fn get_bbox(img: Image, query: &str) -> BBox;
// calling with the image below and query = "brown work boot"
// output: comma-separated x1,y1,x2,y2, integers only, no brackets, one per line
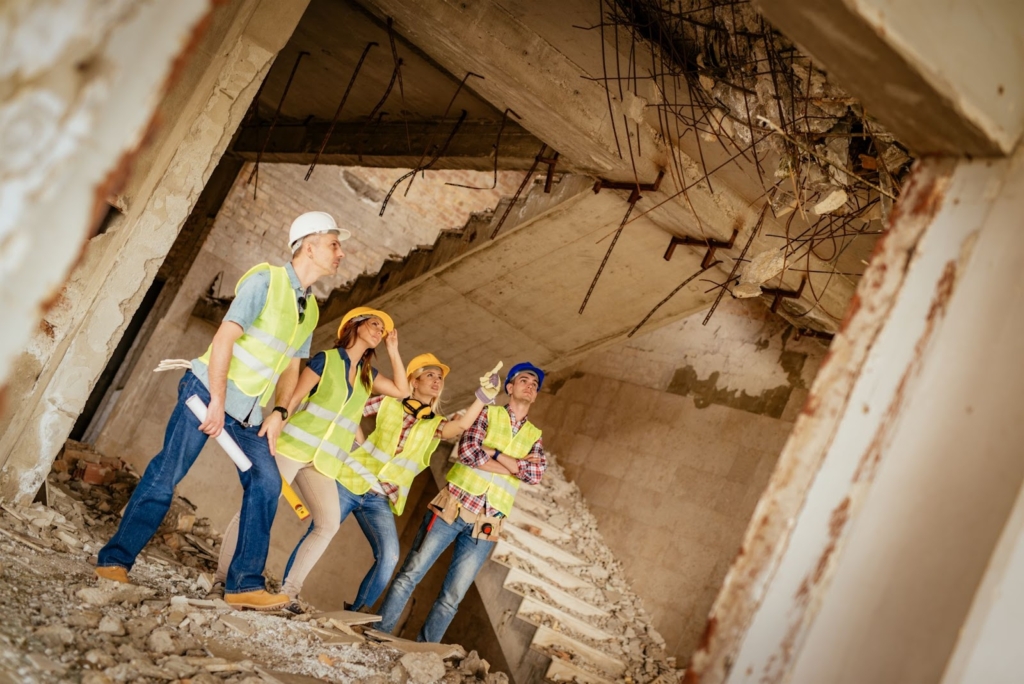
95,566,130,584
224,589,289,611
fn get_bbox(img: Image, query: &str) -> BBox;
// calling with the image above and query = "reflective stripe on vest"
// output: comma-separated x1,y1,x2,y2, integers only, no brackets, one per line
447,405,543,516
275,349,371,482
196,264,318,406
347,397,443,514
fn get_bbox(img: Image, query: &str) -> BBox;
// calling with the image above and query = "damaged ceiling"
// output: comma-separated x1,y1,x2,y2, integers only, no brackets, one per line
234,0,916,346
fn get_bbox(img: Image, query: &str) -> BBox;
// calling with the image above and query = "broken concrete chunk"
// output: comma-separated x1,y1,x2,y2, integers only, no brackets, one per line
98,615,125,636
399,652,447,684
812,188,848,215
77,580,155,607
219,614,255,637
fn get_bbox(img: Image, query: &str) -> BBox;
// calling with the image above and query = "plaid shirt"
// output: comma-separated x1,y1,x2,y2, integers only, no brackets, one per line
362,396,447,502
449,405,546,517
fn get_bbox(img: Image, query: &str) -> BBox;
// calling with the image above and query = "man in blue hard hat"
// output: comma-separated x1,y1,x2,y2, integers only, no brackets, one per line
377,362,548,642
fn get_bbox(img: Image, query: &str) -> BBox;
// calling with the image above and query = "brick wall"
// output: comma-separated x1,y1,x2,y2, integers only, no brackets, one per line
527,297,829,664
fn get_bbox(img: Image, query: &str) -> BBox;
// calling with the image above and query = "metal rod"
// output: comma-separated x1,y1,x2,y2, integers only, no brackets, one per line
305,42,377,181
247,50,309,198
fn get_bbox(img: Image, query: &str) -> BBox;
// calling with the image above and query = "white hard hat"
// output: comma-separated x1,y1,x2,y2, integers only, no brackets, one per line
289,211,351,253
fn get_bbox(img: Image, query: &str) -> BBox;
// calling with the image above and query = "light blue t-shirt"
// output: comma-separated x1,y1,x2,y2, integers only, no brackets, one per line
191,263,312,425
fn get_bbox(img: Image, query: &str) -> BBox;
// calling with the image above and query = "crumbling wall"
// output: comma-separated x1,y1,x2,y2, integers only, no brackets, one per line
96,164,519,611
0,0,312,503
528,297,827,662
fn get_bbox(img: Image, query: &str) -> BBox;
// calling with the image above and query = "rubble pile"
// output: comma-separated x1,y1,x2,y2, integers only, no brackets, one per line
0,441,510,684
496,457,682,683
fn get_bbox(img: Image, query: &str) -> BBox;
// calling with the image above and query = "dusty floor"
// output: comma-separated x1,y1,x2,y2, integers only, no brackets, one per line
0,460,505,684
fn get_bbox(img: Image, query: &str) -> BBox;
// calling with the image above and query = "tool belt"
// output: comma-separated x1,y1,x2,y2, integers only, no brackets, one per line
428,488,503,542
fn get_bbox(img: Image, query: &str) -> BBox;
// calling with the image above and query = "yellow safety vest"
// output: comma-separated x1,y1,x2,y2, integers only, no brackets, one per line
277,350,371,480
447,406,542,516
196,264,318,407
349,397,443,515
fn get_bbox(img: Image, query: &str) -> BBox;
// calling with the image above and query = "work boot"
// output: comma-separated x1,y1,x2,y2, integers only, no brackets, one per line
224,589,289,611
95,566,130,584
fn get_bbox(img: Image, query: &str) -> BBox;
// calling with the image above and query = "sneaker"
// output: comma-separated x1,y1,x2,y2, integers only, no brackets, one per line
95,566,130,584
282,601,305,616
224,589,289,611
205,580,225,600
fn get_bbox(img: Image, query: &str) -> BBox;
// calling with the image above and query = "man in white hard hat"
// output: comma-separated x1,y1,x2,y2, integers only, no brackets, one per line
96,212,348,610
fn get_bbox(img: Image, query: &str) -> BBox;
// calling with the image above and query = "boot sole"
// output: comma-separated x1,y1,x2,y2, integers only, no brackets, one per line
224,600,289,611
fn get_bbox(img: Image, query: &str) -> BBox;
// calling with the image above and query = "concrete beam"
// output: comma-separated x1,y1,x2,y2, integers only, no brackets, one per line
232,120,545,170
757,0,1024,156
355,0,665,183
0,0,310,502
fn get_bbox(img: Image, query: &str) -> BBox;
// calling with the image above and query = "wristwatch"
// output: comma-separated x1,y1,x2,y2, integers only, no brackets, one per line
272,406,289,421
491,450,501,461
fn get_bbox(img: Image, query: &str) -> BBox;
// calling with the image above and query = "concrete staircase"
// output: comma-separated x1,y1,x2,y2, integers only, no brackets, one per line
434,450,681,684
316,173,594,328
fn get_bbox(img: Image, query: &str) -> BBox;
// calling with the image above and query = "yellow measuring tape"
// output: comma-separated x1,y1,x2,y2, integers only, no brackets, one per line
281,480,310,520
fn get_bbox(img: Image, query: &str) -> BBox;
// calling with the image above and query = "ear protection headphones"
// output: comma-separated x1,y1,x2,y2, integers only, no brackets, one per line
402,397,435,420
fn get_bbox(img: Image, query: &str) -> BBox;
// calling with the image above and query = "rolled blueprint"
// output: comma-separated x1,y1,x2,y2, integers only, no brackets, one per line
185,395,252,472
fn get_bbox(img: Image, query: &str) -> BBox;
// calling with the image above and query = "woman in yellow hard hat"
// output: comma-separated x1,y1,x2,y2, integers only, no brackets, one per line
213,307,409,604
283,352,503,612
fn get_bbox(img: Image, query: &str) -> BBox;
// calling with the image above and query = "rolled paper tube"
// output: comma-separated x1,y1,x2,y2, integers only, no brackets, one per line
184,395,253,472
281,480,311,520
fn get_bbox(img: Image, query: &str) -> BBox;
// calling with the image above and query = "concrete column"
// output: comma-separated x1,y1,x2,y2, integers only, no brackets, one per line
0,0,311,502
687,148,1024,682
941,475,1024,684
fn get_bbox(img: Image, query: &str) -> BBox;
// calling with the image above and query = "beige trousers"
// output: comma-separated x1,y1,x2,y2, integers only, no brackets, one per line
216,456,341,598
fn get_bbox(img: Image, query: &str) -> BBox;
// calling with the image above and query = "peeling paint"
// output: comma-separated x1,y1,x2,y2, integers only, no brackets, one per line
667,352,806,419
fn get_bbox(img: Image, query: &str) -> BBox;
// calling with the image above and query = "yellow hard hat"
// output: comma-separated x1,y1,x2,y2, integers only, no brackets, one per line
406,353,450,379
337,306,394,338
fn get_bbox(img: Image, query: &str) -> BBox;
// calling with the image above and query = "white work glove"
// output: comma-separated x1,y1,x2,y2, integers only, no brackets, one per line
475,361,503,405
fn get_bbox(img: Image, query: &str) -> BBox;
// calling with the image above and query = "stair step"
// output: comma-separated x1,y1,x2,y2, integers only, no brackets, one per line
515,596,617,645
543,657,617,684
508,507,571,543
531,624,625,677
503,567,608,620
492,540,596,592
503,523,587,567
512,491,559,519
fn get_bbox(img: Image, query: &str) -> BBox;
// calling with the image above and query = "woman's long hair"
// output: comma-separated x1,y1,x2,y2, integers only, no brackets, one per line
409,367,444,416
334,318,376,389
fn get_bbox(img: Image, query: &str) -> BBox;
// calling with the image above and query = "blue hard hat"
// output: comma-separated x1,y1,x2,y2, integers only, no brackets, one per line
505,362,545,393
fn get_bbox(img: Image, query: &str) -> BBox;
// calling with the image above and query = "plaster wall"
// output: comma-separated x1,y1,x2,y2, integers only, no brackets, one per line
96,163,519,610
527,297,827,663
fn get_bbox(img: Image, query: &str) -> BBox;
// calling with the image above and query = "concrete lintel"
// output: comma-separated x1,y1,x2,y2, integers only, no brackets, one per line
232,120,546,171
756,0,1024,156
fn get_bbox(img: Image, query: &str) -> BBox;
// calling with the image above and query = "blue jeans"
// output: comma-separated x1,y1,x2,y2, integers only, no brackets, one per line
97,371,281,593
284,484,399,609
377,510,495,642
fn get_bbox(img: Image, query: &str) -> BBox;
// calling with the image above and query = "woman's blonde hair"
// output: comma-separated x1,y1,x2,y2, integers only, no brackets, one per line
409,366,445,415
